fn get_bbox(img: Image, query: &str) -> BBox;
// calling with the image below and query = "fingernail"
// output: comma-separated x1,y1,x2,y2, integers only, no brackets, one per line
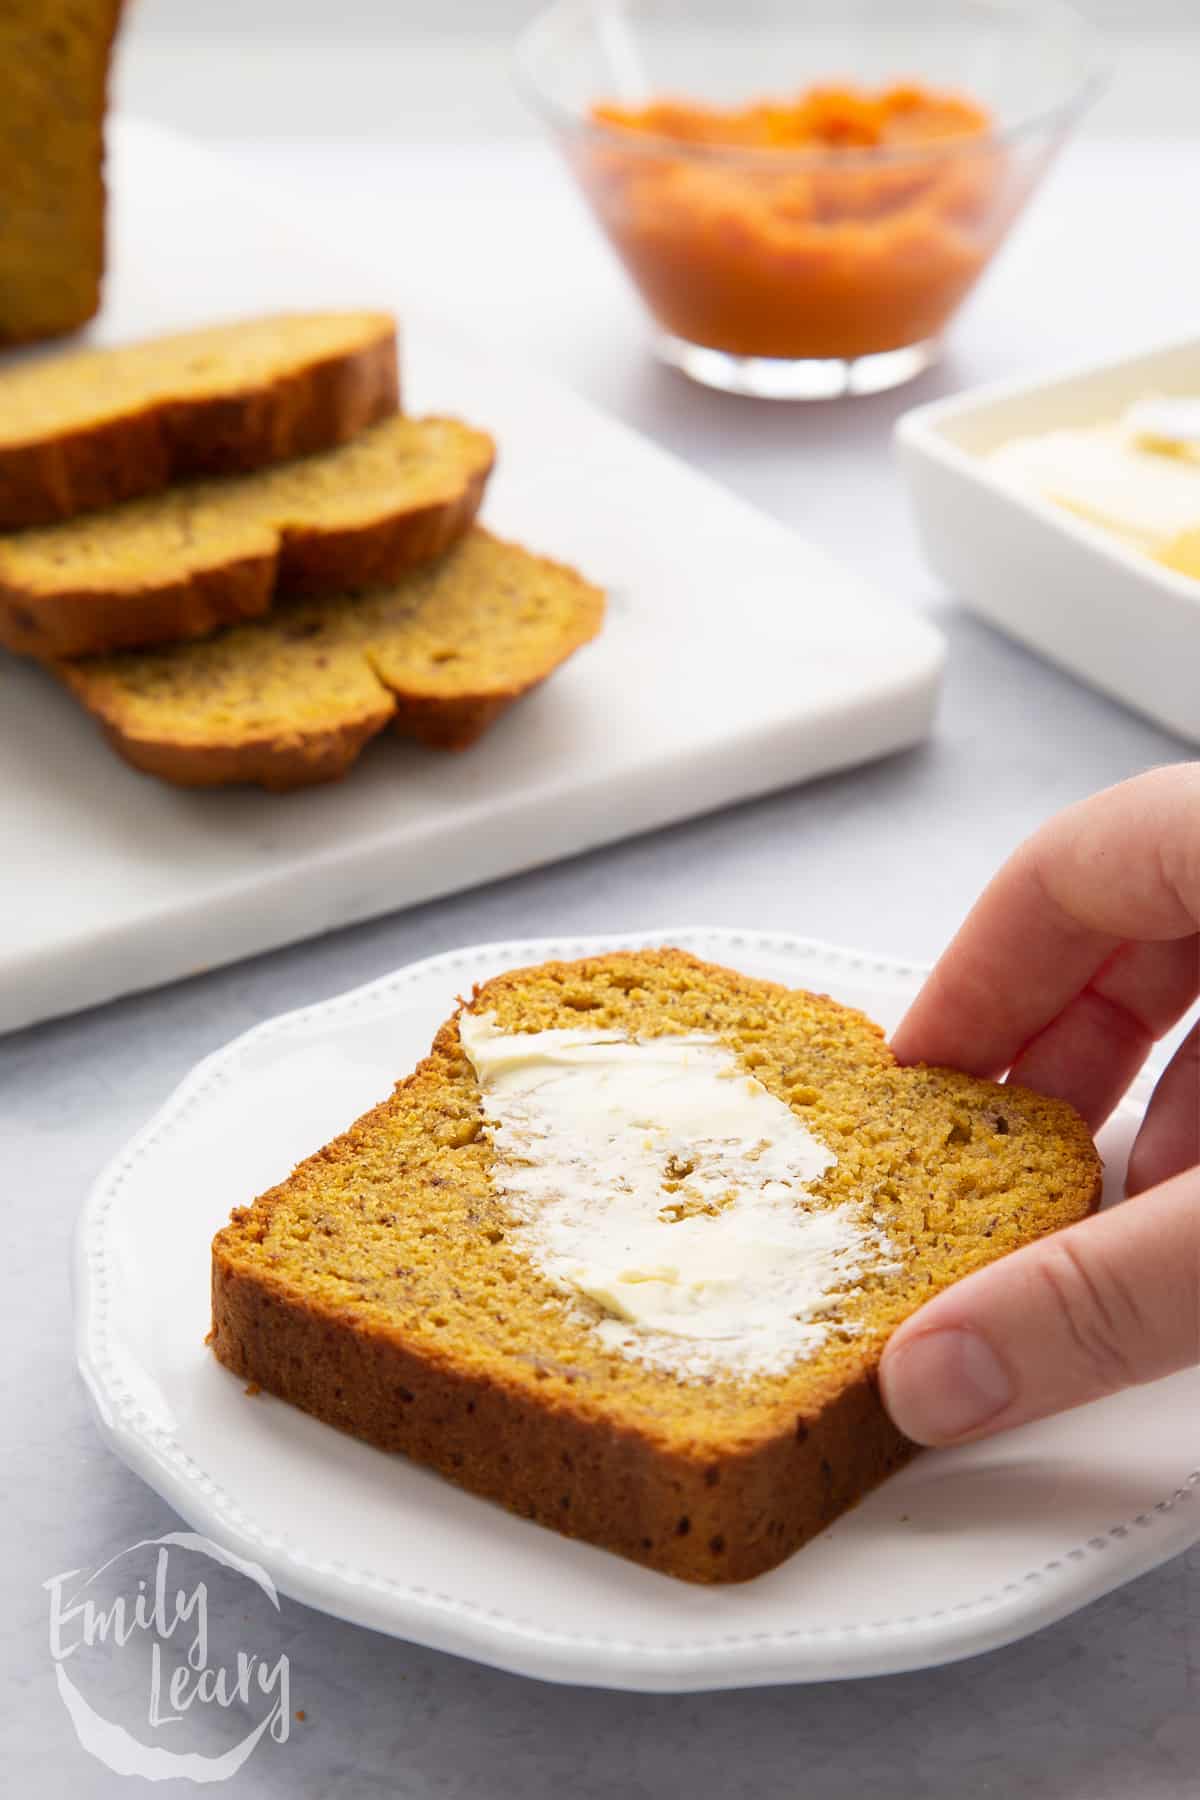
881,1328,1015,1445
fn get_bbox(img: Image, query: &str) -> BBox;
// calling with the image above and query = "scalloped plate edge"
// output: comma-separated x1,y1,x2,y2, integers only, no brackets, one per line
73,928,1197,1692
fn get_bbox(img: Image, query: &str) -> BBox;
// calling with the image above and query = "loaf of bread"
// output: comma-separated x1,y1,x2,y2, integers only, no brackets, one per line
0,311,400,529
56,529,605,789
0,415,495,657
0,1,124,347
210,948,1102,1583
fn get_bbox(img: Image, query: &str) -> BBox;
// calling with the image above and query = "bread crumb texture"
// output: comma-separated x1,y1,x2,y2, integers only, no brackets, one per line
211,949,1102,1581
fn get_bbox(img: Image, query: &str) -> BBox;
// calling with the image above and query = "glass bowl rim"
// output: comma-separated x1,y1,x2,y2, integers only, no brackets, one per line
513,0,1108,173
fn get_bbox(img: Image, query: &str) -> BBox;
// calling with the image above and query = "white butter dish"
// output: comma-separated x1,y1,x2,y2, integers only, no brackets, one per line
896,337,1200,742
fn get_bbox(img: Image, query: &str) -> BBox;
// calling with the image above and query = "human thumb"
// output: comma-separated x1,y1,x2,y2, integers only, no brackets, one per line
878,1165,1200,1446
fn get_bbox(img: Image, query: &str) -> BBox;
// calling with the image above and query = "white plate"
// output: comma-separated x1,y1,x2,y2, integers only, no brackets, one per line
896,335,1200,744
0,121,943,1035
76,928,1200,1693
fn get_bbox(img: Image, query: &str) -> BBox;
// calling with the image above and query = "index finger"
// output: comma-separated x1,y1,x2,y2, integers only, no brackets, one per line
891,764,1200,1079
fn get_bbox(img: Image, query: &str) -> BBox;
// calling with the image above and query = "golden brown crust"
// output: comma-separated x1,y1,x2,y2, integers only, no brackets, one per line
72,687,535,789
209,948,1103,1581
0,428,492,659
386,692,525,752
273,462,490,603
211,1255,914,1582
0,314,400,530
87,705,397,793
1,551,279,662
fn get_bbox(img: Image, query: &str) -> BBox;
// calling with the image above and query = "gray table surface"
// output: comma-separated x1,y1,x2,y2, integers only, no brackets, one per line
4,131,1199,1796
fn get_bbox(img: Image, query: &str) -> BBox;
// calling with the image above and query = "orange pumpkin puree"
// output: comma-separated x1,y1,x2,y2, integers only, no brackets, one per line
579,84,1010,361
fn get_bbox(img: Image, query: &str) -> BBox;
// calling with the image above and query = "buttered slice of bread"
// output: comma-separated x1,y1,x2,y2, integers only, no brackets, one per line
56,529,604,790
0,415,495,657
0,310,399,530
210,948,1102,1583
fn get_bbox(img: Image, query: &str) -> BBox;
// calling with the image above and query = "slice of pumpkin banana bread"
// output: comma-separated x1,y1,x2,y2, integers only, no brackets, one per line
0,311,400,529
56,529,604,789
0,415,495,657
210,948,1102,1583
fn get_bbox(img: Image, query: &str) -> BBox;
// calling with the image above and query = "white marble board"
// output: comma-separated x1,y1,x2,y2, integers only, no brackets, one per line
0,123,943,1034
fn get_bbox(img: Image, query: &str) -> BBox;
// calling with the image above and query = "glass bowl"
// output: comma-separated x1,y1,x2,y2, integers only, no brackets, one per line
515,0,1104,399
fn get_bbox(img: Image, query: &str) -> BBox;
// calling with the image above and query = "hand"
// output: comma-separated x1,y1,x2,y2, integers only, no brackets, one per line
879,764,1200,1446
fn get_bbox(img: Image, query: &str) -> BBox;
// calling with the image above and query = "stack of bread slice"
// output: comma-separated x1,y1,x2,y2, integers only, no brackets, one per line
0,311,604,790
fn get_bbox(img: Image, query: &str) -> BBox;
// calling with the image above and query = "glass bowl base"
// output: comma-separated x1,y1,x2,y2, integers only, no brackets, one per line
656,334,940,400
